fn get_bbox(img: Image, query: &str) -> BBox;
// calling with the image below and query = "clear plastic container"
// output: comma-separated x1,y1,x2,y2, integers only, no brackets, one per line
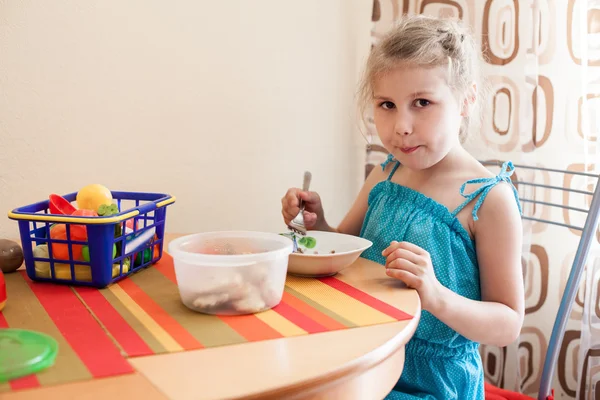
168,231,293,315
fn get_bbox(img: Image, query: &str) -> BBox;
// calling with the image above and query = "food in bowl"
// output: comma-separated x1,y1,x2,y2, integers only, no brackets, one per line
295,248,336,254
280,232,337,255
284,231,373,277
168,231,293,315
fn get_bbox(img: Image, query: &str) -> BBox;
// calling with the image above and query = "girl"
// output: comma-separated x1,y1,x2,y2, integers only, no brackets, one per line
281,15,524,400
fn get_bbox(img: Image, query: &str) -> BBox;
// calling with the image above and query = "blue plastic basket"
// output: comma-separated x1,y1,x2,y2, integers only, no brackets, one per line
8,191,175,288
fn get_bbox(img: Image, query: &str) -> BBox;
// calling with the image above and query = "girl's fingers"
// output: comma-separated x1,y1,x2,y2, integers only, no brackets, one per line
381,241,400,257
282,211,297,224
394,241,428,256
385,248,422,267
387,258,420,276
383,241,428,259
303,211,318,227
385,268,420,288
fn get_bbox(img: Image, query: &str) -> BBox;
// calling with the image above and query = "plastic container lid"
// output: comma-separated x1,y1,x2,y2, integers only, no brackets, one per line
0,329,59,382
168,231,294,267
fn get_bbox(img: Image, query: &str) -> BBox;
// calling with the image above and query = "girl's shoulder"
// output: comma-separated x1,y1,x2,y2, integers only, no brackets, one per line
458,160,523,222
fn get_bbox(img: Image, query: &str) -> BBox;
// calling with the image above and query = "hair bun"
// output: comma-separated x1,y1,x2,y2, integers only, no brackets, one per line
437,27,462,54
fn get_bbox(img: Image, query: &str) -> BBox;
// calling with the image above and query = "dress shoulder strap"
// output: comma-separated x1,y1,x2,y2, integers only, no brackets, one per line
451,161,523,221
380,153,400,180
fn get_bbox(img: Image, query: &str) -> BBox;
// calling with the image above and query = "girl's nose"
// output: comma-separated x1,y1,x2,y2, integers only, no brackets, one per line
394,113,412,136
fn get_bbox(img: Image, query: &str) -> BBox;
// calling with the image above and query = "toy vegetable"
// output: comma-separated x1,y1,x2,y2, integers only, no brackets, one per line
0,239,24,273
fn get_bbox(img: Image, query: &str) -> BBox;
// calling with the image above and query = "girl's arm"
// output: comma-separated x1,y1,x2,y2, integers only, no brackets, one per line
430,182,525,347
283,164,388,236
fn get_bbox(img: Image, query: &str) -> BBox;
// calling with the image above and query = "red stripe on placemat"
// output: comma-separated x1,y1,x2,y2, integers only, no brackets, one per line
218,315,283,342
318,277,413,321
22,272,133,378
75,287,154,357
153,253,177,284
273,301,328,334
9,375,41,390
280,291,347,330
118,278,203,351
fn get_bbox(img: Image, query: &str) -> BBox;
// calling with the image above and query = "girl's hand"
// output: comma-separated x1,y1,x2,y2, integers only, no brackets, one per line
382,241,443,312
281,188,327,231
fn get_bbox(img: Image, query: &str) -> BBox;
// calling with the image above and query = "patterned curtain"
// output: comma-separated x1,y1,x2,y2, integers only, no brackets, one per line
365,1,599,399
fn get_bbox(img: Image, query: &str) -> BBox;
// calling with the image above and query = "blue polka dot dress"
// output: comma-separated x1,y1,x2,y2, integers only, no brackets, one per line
359,155,521,400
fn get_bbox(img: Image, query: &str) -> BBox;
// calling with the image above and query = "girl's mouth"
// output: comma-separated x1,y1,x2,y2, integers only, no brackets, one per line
400,146,420,154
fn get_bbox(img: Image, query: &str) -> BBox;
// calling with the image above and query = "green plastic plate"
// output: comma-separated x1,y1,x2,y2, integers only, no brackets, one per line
0,329,58,382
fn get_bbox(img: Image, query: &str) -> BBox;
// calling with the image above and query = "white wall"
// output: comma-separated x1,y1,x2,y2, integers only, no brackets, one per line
0,0,373,238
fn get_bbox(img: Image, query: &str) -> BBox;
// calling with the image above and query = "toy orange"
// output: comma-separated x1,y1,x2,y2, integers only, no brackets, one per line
49,224,84,261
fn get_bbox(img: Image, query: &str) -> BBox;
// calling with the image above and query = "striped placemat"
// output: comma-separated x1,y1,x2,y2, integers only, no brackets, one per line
0,253,413,392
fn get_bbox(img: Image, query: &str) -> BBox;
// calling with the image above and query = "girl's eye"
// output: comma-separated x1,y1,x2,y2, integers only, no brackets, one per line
414,99,431,108
380,101,395,110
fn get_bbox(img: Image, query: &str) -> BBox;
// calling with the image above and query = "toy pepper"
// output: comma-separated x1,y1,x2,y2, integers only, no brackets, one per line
0,269,6,311
0,239,23,312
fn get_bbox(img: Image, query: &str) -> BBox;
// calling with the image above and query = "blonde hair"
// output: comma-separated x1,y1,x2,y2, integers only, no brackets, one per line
357,14,487,142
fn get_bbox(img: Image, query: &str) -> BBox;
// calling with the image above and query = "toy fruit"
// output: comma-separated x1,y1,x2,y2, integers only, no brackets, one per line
49,224,84,261
76,184,113,211
33,245,90,280
113,257,131,277
72,209,98,217
97,203,122,256
48,194,77,215
0,269,6,311
81,244,116,262
33,245,53,278
70,209,98,239
153,234,160,259
0,239,24,273
134,248,153,266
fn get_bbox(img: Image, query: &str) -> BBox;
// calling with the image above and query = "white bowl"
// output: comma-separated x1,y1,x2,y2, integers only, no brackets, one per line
168,231,293,315
285,231,373,278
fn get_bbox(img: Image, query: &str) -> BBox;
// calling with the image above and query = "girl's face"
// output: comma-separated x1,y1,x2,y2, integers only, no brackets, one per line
372,64,466,171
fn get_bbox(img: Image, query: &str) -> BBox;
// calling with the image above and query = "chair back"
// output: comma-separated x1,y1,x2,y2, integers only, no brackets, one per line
481,160,600,400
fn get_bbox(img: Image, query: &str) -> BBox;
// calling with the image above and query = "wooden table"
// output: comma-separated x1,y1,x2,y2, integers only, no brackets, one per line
2,234,421,400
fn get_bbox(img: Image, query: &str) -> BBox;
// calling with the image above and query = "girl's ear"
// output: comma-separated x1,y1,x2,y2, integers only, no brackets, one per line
461,82,477,117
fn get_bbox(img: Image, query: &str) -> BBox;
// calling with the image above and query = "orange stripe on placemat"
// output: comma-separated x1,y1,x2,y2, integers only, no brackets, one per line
23,272,133,378
153,253,177,284
75,287,154,357
318,277,413,321
117,278,203,351
280,292,347,330
218,314,283,341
